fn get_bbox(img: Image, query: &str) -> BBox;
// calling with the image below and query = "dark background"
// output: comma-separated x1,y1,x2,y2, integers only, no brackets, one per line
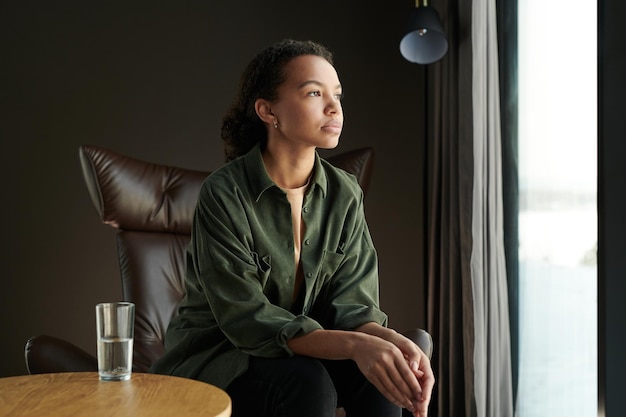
0,1,427,377
599,1,626,416
2,1,624,415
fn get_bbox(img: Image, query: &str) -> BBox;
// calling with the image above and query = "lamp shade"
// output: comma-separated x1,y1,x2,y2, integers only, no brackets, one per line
400,6,448,64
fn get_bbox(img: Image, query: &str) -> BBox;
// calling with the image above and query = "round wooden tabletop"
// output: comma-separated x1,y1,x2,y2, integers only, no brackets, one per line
0,372,231,417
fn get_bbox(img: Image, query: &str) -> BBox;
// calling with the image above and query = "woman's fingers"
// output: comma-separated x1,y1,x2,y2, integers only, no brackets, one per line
352,331,435,414
356,345,422,411
368,364,417,411
412,357,435,417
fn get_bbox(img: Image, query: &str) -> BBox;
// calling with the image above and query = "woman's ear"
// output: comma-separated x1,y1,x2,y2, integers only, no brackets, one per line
254,98,274,125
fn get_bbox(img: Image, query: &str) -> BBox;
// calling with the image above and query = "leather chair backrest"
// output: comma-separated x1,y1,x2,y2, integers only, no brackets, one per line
78,145,375,372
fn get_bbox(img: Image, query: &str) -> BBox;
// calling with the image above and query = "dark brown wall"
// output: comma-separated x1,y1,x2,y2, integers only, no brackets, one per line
0,1,426,377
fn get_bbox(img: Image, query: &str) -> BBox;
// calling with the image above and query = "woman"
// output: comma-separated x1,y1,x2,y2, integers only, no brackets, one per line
151,39,434,417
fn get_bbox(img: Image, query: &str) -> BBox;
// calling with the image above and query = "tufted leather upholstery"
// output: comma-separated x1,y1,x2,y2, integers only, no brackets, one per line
24,145,432,407
81,145,209,371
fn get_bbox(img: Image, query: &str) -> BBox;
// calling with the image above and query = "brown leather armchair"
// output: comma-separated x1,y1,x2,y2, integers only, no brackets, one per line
24,145,432,414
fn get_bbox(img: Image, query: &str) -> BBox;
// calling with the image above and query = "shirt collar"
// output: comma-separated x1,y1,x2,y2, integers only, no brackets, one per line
244,143,328,202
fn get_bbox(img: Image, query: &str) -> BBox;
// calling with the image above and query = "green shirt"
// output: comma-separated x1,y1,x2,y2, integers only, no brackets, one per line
150,144,387,388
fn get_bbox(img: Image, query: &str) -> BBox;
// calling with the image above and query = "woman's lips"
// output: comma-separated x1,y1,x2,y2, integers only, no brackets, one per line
322,120,343,133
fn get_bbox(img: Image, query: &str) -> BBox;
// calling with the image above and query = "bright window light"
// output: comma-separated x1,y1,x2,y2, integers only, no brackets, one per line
516,1,597,416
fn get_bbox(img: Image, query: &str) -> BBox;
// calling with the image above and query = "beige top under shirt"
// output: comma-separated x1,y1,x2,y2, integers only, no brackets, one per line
283,180,309,302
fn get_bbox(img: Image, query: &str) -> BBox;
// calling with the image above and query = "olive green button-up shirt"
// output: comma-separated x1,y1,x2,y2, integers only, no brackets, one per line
150,144,388,389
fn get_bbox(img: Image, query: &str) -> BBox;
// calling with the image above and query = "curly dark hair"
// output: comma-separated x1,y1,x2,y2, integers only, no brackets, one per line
221,39,334,162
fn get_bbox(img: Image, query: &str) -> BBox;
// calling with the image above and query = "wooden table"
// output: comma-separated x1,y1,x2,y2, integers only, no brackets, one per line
0,372,231,417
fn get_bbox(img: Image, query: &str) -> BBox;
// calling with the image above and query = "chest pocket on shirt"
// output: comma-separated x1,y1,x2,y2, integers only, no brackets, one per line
252,252,272,288
311,249,345,296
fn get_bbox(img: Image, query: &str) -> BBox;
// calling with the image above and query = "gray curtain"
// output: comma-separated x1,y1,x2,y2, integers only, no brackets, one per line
426,0,513,416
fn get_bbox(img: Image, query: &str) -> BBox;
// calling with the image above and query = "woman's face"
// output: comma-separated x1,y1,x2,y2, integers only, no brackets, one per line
269,55,343,150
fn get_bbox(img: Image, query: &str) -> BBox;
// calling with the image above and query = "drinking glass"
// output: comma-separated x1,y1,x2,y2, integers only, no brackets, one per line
95,302,134,381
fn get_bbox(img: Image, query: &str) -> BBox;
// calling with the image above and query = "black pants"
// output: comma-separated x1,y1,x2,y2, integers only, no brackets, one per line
226,356,401,417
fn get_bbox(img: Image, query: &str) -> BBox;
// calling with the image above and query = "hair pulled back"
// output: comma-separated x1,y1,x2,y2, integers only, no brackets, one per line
221,39,334,161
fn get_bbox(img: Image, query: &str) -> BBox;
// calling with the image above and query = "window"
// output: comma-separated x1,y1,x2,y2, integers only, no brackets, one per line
516,1,597,416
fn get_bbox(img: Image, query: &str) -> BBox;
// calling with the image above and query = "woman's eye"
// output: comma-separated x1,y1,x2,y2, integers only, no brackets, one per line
306,90,343,100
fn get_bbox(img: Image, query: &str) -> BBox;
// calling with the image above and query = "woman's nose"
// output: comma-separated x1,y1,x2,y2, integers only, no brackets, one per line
326,99,341,114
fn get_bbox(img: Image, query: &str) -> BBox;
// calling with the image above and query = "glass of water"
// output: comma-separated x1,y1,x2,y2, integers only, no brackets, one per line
96,302,134,381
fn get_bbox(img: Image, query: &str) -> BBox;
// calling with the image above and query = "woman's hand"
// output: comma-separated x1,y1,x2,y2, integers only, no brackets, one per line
351,333,424,413
287,324,435,416
356,323,435,417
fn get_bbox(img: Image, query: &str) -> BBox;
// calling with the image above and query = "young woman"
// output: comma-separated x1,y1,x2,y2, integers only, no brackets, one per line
151,39,434,417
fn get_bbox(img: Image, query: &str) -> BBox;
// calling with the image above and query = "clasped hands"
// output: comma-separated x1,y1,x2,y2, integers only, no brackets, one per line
353,328,434,417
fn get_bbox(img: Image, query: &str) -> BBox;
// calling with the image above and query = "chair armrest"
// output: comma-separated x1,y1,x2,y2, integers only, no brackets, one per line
24,335,97,374
401,328,433,360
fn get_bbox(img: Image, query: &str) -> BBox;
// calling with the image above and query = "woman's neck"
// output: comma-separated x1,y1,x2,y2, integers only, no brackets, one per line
262,142,315,189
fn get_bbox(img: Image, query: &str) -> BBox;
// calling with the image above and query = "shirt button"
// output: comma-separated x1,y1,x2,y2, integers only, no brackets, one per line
304,239,311,245
303,207,309,213
248,260,255,265
306,272,313,278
